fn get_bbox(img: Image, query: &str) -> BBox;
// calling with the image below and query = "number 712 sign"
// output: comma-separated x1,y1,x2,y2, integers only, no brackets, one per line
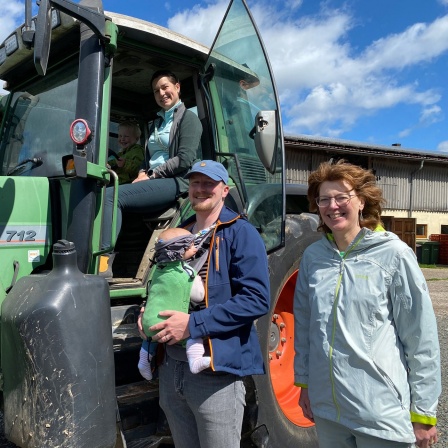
0,226,48,246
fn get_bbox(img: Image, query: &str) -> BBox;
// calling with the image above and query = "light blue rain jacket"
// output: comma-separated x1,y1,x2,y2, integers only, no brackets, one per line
294,228,441,443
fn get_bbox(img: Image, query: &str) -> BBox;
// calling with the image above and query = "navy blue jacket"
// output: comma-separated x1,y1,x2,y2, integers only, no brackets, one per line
185,206,270,376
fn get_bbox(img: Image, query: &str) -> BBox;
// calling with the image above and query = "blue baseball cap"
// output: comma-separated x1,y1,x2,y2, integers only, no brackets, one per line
185,160,229,184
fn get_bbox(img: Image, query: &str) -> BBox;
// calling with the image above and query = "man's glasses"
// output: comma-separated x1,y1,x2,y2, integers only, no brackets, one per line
316,193,357,208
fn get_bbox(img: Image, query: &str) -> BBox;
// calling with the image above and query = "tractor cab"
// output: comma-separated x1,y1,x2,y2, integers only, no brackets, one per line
0,0,284,290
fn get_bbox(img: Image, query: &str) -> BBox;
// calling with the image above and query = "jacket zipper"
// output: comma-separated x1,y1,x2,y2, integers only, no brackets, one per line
215,237,220,272
204,215,240,371
328,232,365,421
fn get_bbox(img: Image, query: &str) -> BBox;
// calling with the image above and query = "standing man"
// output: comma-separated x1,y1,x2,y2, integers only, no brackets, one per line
149,160,270,448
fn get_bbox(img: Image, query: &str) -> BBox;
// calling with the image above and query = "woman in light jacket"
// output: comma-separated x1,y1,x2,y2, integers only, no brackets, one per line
294,160,441,448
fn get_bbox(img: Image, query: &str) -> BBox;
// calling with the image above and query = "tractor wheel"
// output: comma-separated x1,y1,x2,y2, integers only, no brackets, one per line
251,215,321,447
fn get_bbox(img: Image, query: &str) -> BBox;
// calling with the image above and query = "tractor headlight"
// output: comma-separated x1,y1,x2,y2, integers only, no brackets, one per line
70,119,91,145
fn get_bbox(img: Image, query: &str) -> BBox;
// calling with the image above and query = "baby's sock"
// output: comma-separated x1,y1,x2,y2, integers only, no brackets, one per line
138,346,153,380
186,338,211,374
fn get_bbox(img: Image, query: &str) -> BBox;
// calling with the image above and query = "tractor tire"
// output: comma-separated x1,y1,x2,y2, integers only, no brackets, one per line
251,214,321,447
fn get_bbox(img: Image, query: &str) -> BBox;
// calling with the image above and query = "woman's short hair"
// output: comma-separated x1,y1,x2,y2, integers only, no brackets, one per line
118,121,141,139
150,70,179,87
308,159,386,232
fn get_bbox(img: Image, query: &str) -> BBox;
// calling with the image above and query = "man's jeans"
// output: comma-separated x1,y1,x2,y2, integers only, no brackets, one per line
159,353,246,448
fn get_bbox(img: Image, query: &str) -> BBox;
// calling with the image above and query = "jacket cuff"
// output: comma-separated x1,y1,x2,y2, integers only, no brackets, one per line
410,412,437,426
188,312,206,339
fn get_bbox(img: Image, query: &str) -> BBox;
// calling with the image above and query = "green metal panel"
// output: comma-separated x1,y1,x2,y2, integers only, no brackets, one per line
0,177,51,305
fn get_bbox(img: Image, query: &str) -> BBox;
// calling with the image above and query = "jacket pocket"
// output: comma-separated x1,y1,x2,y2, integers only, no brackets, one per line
372,361,406,410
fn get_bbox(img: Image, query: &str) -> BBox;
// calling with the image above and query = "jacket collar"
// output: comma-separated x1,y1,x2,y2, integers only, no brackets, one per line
324,226,397,254
183,205,242,229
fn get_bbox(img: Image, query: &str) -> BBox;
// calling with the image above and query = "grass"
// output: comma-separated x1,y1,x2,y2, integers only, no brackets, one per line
418,264,448,269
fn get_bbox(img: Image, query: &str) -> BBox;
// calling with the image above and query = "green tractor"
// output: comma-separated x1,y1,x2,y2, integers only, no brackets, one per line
0,0,320,446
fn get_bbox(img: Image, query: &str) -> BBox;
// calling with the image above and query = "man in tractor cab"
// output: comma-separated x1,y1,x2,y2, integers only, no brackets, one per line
145,160,270,448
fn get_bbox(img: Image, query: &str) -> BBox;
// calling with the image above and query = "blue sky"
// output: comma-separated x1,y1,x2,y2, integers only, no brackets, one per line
2,0,448,153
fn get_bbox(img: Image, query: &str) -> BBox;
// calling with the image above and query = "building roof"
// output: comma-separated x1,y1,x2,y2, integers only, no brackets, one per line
285,134,448,164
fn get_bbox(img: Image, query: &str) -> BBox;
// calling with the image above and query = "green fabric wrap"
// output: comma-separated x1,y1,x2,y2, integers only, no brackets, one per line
142,261,194,338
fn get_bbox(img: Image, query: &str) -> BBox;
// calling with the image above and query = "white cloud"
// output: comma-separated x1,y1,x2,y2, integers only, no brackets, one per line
267,9,448,136
285,0,303,11
437,141,448,153
398,128,411,139
167,1,227,47
397,105,443,141
0,1,22,42
360,16,448,71
0,0,23,95
167,1,448,139
420,105,443,125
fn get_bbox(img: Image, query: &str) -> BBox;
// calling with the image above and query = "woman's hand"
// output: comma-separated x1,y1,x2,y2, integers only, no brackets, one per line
132,171,149,183
413,422,438,447
298,388,314,421
149,310,190,345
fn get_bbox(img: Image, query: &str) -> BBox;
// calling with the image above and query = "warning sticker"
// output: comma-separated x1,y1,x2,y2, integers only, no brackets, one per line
28,250,41,262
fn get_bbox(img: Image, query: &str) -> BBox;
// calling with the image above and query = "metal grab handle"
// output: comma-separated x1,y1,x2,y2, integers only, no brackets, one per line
93,168,119,256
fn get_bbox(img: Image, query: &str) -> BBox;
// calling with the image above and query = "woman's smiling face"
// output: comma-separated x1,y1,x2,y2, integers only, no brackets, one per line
318,180,365,240
152,76,180,110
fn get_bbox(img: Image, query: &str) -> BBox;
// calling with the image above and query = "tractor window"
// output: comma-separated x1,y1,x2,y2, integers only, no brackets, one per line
205,0,284,252
0,66,78,177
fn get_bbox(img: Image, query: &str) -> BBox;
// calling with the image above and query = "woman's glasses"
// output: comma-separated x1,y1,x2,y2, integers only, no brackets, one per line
316,193,357,208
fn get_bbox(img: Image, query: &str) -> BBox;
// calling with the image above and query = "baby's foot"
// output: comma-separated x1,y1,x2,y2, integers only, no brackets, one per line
138,346,153,380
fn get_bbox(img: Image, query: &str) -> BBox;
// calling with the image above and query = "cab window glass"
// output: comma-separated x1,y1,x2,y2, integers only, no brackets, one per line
0,71,77,177
206,0,283,252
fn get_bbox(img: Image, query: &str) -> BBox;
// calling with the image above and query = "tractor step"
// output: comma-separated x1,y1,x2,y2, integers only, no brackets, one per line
116,380,159,406
125,428,172,448
112,304,142,352
116,381,173,447
112,307,173,446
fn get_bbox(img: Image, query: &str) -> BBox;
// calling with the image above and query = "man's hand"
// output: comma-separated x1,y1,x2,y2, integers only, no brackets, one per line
298,388,314,421
150,311,190,345
413,422,438,447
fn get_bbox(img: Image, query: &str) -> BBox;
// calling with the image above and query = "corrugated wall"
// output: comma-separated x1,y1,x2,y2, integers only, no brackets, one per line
285,149,329,184
285,147,448,212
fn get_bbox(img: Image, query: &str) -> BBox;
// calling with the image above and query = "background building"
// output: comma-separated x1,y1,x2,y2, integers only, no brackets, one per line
284,134,448,255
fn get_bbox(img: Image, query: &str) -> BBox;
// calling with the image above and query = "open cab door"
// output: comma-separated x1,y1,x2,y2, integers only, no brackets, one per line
203,1,318,446
203,0,285,253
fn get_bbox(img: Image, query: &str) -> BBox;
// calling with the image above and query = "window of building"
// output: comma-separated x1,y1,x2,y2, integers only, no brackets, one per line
416,224,427,239
441,225,448,235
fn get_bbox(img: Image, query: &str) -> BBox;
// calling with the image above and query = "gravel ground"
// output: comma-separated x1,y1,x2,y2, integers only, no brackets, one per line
0,268,446,448
421,267,448,448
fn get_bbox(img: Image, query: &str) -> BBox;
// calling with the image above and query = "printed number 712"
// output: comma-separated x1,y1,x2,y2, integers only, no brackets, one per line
6,230,37,242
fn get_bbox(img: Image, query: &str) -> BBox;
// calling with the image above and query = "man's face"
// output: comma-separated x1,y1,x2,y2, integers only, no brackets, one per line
188,173,229,213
